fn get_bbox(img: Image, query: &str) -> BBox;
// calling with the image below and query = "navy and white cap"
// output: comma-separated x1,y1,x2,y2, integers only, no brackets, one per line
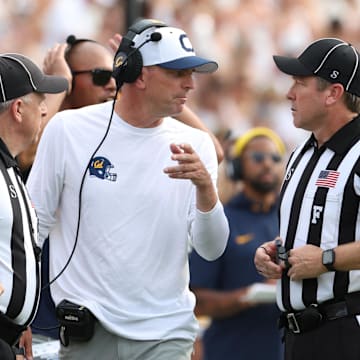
0,53,68,102
133,26,218,73
273,38,360,97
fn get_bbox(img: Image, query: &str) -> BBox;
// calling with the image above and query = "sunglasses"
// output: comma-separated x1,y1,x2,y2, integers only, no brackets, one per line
247,151,282,164
72,68,113,86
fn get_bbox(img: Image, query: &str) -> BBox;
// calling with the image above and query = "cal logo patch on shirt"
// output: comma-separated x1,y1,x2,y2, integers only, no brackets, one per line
89,156,117,181
236,233,254,245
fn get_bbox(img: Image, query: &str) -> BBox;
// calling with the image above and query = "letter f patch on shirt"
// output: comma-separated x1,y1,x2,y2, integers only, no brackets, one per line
311,205,323,224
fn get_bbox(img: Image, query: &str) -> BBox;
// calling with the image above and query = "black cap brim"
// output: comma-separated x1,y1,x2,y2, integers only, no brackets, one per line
273,55,313,76
36,75,68,94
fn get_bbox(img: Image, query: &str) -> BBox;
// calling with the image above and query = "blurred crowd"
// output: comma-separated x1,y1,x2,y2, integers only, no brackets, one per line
2,0,360,152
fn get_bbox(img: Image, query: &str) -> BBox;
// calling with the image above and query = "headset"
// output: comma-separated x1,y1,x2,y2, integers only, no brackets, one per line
112,18,167,89
226,127,286,181
226,156,244,181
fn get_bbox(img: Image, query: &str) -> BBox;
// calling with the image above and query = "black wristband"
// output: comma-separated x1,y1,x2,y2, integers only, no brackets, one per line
322,248,336,271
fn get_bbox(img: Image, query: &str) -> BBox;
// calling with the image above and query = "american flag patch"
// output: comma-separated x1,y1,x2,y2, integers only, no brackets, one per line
315,170,340,188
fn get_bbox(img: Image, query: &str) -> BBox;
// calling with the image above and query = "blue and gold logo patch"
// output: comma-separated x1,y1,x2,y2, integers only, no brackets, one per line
236,233,254,245
89,156,117,181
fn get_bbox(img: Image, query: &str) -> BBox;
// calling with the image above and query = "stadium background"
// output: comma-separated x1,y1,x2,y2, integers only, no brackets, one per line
3,0,360,153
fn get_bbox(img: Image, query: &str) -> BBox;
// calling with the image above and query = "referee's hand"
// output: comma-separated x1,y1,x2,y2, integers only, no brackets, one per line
254,240,283,279
18,327,33,360
286,244,326,281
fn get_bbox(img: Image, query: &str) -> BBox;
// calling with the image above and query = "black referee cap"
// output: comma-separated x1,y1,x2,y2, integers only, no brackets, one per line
0,53,68,102
273,38,360,97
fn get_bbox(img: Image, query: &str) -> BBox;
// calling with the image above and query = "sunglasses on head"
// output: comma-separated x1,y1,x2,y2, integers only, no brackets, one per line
72,68,113,86
248,151,282,164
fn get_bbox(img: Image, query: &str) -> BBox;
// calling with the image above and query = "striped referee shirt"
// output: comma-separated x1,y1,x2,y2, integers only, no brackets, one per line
0,138,40,326
277,116,360,312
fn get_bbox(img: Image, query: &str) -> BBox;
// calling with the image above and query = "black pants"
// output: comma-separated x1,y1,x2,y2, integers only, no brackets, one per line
0,338,15,360
284,316,360,360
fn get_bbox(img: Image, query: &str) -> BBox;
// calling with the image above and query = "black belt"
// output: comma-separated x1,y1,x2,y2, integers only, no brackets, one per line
279,291,360,334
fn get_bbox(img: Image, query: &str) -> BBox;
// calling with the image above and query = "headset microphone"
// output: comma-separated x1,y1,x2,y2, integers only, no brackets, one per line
150,32,162,42
119,31,162,70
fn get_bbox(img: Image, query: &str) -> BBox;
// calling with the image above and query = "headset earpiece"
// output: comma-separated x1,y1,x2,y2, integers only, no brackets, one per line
226,157,243,181
227,127,286,181
113,38,143,87
113,19,166,88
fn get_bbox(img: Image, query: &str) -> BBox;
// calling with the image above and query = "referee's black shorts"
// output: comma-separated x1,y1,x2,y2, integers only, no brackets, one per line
284,316,360,360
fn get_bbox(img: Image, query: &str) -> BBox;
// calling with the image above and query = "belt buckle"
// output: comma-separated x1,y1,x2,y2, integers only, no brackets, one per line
287,313,300,334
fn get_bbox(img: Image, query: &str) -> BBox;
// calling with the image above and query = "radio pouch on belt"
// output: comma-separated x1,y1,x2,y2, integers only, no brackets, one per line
56,299,96,346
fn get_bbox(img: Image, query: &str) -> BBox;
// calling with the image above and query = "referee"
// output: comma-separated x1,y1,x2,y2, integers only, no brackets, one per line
254,38,360,360
0,54,67,358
